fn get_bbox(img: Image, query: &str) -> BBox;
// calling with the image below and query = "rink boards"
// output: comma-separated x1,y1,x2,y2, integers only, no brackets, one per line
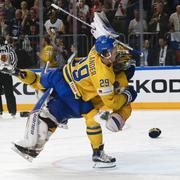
1,66,180,111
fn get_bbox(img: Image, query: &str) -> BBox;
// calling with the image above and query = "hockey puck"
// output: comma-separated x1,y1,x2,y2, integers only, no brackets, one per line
148,128,161,138
20,111,29,117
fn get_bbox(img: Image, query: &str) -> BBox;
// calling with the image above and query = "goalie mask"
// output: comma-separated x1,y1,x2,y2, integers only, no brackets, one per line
0,45,17,73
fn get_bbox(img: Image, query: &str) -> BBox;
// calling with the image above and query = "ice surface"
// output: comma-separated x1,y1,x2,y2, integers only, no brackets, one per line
0,110,180,180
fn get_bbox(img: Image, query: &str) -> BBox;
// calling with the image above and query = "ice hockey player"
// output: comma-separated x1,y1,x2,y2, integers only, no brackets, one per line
0,36,137,168
63,35,137,167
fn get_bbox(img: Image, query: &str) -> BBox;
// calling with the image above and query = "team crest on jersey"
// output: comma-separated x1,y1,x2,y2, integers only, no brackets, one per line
97,86,113,96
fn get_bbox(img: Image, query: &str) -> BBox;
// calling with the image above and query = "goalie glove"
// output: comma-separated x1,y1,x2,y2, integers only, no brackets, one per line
122,85,137,104
0,44,18,75
113,59,136,73
124,64,136,81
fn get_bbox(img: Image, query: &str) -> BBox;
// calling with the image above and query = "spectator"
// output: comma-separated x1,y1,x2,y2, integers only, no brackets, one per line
21,10,31,35
20,1,29,19
148,1,169,37
51,36,68,69
170,0,180,13
33,0,40,13
113,0,128,19
1,0,16,25
21,7,39,66
153,0,170,15
13,40,33,68
128,9,147,66
153,37,176,66
128,9,147,34
77,0,90,17
22,35,32,53
43,0,52,21
4,34,13,46
0,0,4,8
56,0,69,26
169,31,180,65
76,0,90,34
11,0,34,9
141,39,156,66
91,0,103,14
36,34,59,68
112,0,129,34
103,0,115,21
0,10,9,37
9,9,23,39
66,0,76,34
126,0,139,24
21,7,39,35
169,4,180,32
44,9,65,36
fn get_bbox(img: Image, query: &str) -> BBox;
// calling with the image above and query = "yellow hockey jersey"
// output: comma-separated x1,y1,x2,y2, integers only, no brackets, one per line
63,46,130,111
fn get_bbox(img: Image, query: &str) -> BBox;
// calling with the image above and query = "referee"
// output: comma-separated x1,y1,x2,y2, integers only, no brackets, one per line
0,72,16,117
0,37,17,117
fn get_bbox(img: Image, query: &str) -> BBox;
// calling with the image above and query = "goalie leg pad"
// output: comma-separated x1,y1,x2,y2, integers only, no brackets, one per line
23,112,39,148
39,115,57,133
106,113,125,132
36,116,49,148
17,109,57,150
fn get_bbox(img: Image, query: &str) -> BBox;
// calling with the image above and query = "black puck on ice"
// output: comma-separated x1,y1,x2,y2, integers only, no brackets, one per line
20,111,29,117
148,128,161,138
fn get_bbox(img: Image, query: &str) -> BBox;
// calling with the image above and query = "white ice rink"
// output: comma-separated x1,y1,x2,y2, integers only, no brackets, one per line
0,110,180,180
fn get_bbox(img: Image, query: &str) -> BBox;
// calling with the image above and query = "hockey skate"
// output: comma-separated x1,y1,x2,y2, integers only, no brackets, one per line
92,144,116,168
11,142,40,162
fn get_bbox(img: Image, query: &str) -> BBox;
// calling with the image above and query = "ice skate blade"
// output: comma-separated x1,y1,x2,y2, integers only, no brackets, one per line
11,142,34,163
93,162,116,168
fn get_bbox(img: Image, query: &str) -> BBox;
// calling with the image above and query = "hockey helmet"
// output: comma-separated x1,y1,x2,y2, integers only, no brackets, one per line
95,35,117,58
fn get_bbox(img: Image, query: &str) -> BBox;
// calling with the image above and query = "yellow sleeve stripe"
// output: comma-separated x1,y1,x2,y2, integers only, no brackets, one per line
87,125,101,130
86,130,102,135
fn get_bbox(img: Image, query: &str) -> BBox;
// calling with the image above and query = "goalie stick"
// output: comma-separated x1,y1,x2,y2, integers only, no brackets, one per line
51,3,143,57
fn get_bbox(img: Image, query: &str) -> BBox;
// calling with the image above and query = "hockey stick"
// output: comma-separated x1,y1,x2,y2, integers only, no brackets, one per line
51,3,143,57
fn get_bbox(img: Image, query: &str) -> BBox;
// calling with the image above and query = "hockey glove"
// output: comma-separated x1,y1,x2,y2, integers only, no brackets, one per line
113,59,136,73
122,85,137,104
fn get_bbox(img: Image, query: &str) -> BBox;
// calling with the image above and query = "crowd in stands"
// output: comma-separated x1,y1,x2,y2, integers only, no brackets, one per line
0,0,180,67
